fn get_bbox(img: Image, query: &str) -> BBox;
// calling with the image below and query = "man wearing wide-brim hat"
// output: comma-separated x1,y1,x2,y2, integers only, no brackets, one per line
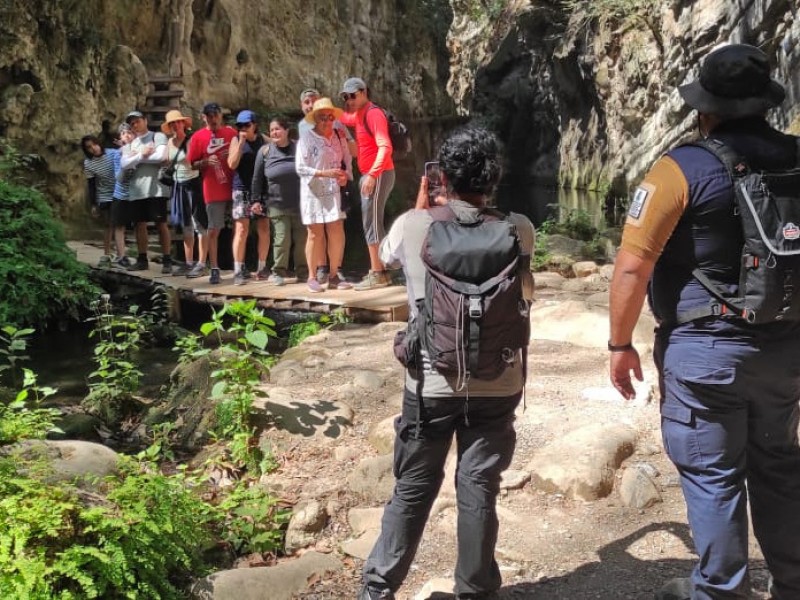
609,44,800,599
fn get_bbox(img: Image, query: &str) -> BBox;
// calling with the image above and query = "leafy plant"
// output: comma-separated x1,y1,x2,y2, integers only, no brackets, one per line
0,325,34,387
0,455,215,599
0,140,98,327
199,300,276,472
288,309,350,348
84,296,146,424
217,481,290,556
0,368,61,444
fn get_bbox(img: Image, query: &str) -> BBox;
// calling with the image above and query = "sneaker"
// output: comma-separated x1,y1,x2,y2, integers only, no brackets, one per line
126,258,149,272
241,266,252,280
255,267,270,281
234,271,247,286
360,585,394,600
187,262,208,278
171,262,191,276
267,273,285,286
97,254,112,267
654,577,691,600
161,257,173,275
317,266,329,285
327,274,352,290
113,256,132,269
307,278,324,293
354,270,390,291
209,268,221,285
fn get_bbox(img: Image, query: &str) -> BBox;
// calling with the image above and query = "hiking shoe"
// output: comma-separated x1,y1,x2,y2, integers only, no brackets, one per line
126,258,149,271
359,585,394,600
267,273,285,286
256,267,271,281
161,257,173,274
328,274,352,290
317,266,329,285
187,262,208,279
307,278,324,293
97,254,112,267
209,268,221,285
234,271,247,286
113,256,132,269
171,262,191,276
354,270,390,291
654,577,691,600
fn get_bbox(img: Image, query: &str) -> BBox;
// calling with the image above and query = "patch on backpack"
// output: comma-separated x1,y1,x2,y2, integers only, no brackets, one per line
783,222,800,240
628,186,650,219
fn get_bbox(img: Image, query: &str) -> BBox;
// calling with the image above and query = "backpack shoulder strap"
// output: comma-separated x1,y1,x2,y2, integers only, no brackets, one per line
795,137,800,168
362,104,383,138
427,204,456,222
687,138,750,179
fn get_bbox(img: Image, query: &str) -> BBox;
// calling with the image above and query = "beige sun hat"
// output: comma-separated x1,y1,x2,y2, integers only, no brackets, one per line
304,97,344,123
161,109,193,134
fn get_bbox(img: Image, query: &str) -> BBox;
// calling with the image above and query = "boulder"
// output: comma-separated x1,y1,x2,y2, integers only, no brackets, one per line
285,500,328,554
347,454,395,502
368,415,398,454
527,423,637,500
618,465,662,509
7,440,119,486
190,551,341,600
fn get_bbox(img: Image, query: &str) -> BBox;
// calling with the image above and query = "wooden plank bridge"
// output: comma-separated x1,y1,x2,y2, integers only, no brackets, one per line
69,242,409,323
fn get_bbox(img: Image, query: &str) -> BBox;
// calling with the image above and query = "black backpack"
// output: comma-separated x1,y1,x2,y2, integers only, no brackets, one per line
363,104,412,159
679,137,800,324
394,206,530,385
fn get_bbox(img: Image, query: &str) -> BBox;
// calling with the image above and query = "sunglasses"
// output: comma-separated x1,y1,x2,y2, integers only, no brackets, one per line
340,91,361,101
315,114,336,122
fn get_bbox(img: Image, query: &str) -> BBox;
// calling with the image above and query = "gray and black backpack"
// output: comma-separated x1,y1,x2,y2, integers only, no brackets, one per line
681,138,800,324
394,205,530,385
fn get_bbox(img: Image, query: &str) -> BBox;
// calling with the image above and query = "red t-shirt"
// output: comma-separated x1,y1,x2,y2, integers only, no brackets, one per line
186,126,237,203
340,103,394,176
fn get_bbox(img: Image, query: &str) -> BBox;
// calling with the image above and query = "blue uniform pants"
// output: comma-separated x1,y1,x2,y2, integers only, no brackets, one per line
363,388,520,597
654,322,800,599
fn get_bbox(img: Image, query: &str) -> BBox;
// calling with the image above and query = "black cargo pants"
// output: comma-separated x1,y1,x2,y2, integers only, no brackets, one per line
363,387,520,597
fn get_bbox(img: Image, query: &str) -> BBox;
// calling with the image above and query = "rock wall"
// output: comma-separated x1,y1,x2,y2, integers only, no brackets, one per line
0,0,454,217
448,0,800,206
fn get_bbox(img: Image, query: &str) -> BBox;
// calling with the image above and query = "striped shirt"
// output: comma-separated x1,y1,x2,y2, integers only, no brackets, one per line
84,150,117,204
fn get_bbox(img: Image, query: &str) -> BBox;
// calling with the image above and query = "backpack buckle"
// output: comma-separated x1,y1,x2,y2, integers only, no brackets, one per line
469,296,483,319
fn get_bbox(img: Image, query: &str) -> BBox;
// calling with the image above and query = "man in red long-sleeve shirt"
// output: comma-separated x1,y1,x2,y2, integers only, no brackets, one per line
339,77,396,290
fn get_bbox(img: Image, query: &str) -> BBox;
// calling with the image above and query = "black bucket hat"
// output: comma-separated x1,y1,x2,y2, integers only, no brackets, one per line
678,44,785,118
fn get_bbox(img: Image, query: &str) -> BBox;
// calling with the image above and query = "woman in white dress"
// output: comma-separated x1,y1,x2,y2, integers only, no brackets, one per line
295,98,353,292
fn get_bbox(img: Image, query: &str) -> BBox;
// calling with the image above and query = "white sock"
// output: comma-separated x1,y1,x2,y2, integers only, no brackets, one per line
258,260,266,271
234,261,242,274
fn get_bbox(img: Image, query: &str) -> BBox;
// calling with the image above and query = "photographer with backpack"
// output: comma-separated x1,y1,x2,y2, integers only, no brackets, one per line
609,44,800,600
360,126,535,600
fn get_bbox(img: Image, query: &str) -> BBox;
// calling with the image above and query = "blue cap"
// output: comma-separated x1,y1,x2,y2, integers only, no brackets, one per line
236,109,257,125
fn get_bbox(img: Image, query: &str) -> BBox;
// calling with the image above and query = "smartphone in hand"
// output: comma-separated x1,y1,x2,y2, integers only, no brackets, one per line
424,161,443,204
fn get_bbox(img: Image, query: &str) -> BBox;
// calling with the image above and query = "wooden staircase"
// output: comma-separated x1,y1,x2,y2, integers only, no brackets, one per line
144,75,184,130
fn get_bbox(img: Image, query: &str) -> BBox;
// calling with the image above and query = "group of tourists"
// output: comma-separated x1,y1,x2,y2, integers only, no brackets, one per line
83,45,800,600
82,77,396,291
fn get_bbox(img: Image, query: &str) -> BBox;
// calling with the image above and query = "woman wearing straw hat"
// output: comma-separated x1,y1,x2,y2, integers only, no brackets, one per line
163,109,208,277
295,98,354,292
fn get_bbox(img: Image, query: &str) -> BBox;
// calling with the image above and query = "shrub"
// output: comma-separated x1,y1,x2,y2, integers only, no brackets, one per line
0,456,215,599
0,142,98,327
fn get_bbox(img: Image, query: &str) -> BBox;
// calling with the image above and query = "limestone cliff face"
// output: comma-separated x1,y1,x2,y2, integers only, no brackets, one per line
0,0,453,216
448,0,800,202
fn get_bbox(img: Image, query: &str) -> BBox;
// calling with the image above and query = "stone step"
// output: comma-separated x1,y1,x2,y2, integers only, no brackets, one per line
147,89,184,98
142,105,173,114
148,75,183,84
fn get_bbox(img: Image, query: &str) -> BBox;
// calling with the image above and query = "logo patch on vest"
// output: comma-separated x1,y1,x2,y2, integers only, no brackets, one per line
628,187,650,219
783,222,800,240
